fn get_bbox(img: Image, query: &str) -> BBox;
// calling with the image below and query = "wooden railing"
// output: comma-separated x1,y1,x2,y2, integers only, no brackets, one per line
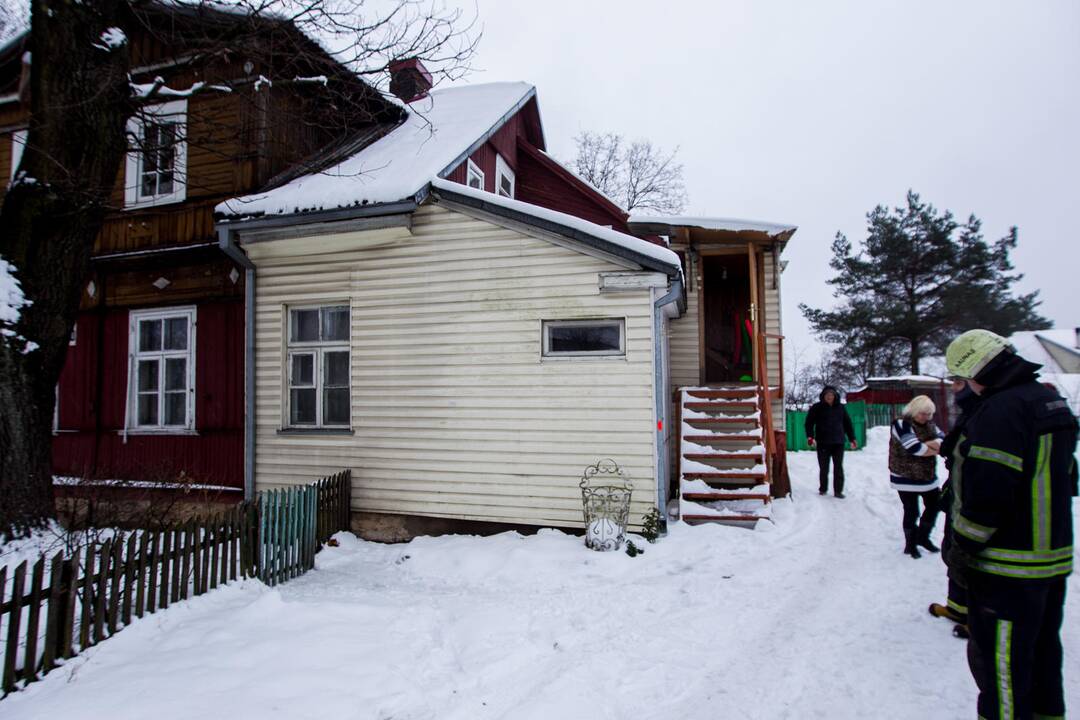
0,470,351,696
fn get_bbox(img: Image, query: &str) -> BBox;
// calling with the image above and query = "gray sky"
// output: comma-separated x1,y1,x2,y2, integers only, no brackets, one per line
446,0,1079,364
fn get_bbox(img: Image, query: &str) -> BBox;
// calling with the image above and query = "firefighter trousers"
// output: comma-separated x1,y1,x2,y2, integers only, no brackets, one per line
967,575,1067,720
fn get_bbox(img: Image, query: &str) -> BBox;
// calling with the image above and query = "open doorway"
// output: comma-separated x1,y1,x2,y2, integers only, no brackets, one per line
702,254,754,384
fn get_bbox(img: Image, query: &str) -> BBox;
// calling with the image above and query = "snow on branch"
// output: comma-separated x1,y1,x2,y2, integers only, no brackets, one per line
0,255,36,354
93,27,127,51
131,77,232,99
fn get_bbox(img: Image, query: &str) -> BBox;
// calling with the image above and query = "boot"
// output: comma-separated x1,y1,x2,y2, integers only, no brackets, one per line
917,517,940,553
903,529,921,559
928,602,966,624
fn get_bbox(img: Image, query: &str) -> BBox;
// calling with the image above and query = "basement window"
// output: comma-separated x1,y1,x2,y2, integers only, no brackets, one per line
9,128,25,181
124,99,187,209
542,319,625,358
286,305,350,427
127,307,196,431
466,159,484,190
495,153,515,198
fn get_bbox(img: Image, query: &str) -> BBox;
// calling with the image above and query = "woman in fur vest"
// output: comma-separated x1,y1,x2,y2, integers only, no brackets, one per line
889,395,945,558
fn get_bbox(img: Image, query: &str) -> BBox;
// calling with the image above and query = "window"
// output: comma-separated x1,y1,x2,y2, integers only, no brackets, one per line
286,305,350,427
466,159,484,190
9,129,26,181
495,153,515,198
128,308,196,431
542,319,625,358
124,100,187,208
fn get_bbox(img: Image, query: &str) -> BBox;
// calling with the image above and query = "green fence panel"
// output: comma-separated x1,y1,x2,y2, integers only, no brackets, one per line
865,403,906,429
785,401,867,451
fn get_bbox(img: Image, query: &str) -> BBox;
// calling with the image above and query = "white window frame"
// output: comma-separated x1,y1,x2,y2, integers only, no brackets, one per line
285,304,351,429
125,306,197,433
466,158,484,191
542,319,626,358
495,153,515,198
124,99,188,209
9,128,26,181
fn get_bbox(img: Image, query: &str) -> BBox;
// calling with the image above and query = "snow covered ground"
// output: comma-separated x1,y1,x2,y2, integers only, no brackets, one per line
3,428,1077,719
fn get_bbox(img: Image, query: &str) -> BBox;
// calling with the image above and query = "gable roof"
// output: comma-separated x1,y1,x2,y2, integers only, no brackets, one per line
1009,329,1080,374
218,82,537,218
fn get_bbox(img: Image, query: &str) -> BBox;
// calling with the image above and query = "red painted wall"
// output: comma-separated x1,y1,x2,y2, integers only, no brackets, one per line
52,300,244,489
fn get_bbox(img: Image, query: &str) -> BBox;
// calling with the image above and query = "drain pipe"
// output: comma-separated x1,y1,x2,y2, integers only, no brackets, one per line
218,226,256,501
653,277,683,536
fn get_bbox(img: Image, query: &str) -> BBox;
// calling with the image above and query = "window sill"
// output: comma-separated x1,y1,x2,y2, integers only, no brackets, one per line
276,428,355,436
123,193,186,211
540,355,628,362
117,428,199,437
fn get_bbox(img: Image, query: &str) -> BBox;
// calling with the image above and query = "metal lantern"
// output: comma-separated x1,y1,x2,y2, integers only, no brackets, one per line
579,459,633,551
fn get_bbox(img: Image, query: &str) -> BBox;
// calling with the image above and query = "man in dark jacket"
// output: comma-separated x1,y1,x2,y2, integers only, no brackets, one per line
945,329,1078,720
805,385,857,497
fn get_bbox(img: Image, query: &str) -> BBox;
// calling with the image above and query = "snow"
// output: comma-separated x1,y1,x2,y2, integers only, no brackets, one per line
4,428,1078,718
0,254,36,353
1010,329,1080,373
432,177,682,273
629,214,797,237
93,27,126,51
218,82,536,217
865,374,946,384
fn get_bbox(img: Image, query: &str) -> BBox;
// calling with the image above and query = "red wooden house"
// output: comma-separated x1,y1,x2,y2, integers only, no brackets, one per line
0,4,401,499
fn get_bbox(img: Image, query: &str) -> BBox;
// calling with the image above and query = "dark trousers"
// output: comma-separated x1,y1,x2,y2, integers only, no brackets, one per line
898,487,941,535
816,443,845,493
967,576,1067,720
940,501,968,617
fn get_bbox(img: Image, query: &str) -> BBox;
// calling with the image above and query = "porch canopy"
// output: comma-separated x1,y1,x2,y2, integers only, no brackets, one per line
627,215,797,249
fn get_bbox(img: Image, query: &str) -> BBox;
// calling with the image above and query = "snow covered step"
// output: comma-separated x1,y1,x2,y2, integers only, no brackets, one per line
682,491,770,503
685,389,758,401
684,402,758,416
682,434,762,450
683,417,760,432
682,514,768,527
682,472,767,488
682,453,762,470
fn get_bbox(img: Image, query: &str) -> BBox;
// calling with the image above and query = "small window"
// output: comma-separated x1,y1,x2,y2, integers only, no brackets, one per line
466,159,484,190
542,319,625,357
124,100,187,209
128,307,196,431
495,153,515,198
9,129,26,181
286,305,350,427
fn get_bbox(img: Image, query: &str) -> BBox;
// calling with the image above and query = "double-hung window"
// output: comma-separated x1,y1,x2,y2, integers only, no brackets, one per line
125,100,187,208
129,308,196,431
286,305,350,428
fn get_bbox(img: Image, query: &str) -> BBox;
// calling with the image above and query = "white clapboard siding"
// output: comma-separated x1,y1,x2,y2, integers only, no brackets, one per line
249,204,658,530
668,255,700,390
763,250,785,431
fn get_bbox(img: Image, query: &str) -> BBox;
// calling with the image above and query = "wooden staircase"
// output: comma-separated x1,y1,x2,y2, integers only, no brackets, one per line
677,384,773,527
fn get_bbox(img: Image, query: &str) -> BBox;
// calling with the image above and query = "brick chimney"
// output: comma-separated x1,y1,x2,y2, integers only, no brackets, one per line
388,58,433,104
1075,326,1079,349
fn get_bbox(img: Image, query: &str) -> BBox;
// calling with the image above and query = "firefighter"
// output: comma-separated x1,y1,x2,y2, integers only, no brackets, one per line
944,329,1078,720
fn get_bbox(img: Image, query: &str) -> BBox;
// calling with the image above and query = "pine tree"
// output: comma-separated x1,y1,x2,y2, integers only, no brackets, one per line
801,191,1049,378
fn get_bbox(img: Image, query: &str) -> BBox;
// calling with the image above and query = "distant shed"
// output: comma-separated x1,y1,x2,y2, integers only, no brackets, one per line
846,376,952,430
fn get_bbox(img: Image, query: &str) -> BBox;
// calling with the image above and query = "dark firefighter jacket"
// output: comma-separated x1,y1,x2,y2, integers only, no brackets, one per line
951,376,1079,584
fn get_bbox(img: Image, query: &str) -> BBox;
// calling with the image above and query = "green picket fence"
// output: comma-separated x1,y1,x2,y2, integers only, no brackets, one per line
785,400,868,451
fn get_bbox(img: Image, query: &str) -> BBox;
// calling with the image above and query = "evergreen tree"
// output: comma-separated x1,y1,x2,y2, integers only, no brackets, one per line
801,191,1049,377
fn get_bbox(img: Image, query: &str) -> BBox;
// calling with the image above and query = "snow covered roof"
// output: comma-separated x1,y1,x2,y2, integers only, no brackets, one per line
218,82,536,217
628,214,797,238
864,375,946,385
430,178,681,276
1009,329,1080,373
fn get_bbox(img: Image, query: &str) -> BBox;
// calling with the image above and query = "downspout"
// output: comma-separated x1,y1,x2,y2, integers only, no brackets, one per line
217,227,256,501
652,276,683,536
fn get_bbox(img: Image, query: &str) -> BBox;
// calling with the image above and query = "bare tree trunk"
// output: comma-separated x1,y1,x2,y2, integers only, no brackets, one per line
0,0,131,538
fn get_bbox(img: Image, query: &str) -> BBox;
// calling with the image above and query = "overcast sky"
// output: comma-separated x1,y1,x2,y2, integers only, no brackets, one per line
445,0,1079,363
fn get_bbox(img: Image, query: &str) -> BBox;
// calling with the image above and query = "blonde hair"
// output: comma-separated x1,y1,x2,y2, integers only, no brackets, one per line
903,395,936,419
